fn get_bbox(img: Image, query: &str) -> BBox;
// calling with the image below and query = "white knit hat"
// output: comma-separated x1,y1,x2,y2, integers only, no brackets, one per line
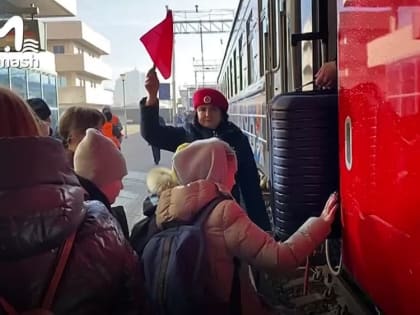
172,137,238,188
74,128,127,187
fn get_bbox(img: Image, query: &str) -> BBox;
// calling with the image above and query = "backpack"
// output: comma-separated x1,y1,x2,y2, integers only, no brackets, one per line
130,215,159,256
141,195,241,315
130,194,160,256
0,232,76,315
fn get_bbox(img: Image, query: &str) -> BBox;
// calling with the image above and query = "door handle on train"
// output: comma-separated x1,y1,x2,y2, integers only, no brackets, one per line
291,31,326,46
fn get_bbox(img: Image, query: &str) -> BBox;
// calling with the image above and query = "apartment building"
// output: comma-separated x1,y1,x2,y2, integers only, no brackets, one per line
46,20,113,110
0,0,77,126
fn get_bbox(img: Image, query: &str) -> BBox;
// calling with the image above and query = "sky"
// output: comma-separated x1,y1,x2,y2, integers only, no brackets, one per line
75,0,239,89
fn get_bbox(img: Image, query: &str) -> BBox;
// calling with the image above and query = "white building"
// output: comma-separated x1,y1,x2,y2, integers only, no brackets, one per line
114,68,146,107
46,20,113,109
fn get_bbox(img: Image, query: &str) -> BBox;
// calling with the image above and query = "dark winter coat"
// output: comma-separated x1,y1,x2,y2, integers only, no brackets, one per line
140,98,270,230
0,137,148,315
77,175,130,239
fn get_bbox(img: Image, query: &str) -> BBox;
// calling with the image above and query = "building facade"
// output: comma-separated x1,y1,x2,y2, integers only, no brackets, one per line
0,0,77,126
114,68,146,107
46,20,113,110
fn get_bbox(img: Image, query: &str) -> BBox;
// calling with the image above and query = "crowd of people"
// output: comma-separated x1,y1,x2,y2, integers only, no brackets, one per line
0,61,338,314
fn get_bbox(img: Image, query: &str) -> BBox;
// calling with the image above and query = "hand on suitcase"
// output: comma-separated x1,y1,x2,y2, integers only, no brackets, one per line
315,61,337,89
320,192,339,224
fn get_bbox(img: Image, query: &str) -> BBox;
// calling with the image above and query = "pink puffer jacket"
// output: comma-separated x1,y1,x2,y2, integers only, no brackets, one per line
155,179,331,315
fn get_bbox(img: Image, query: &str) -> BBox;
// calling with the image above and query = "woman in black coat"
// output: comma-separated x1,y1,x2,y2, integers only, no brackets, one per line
140,68,270,230
0,87,149,314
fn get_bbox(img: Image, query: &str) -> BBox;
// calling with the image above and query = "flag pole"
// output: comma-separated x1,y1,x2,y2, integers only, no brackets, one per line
172,36,176,125
168,5,176,126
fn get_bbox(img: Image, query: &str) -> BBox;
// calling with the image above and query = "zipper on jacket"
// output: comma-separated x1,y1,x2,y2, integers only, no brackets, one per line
157,236,173,313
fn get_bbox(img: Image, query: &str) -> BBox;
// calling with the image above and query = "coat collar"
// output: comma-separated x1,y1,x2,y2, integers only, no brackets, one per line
0,137,86,259
77,175,111,210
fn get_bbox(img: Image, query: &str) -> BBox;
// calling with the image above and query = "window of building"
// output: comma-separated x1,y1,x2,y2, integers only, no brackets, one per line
42,74,57,109
28,71,41,99
58,75,67,87
10,68,27,99
0,68,9,88
53,45,65,54
76,77,86,87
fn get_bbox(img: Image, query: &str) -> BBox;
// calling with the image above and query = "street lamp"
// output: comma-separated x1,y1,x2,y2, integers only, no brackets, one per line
120,73,128,139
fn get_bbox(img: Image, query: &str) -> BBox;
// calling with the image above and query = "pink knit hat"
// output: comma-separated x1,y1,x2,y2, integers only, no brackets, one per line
74,128,127,187
172,138,237,189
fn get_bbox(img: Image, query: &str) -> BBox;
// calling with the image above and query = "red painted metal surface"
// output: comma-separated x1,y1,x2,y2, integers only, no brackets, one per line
339,1,420,314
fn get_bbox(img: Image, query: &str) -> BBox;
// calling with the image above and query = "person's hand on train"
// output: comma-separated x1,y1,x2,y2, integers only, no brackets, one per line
315,61,337,89
320,192,339,224
145,66,159,106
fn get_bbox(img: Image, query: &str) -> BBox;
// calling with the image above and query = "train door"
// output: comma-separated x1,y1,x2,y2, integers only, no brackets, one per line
267,1,340,241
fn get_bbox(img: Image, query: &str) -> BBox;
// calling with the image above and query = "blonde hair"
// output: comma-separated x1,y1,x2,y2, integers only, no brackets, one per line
58,106,105,145
0,87,41,137
146,167,177,195
172,142,190,183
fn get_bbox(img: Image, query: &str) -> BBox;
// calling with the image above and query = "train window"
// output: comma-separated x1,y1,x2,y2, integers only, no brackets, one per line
233,49,238,94
229,60,233,97
270,0,278,69
246,11,258,84
301,0,314,90
238,36,243,91
345,116,352,171
259,0,269,76
240,34,248,88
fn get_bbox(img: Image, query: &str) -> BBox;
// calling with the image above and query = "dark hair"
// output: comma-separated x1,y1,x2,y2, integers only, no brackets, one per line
27,98,51,121
0,87,41,137
104,111,112,122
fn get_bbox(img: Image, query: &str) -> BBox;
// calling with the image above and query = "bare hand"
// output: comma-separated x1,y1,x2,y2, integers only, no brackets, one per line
315,61,337,89
145,66,159,106
320,192,339,224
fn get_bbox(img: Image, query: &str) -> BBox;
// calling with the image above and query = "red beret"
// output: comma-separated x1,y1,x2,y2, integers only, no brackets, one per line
192,88,229,112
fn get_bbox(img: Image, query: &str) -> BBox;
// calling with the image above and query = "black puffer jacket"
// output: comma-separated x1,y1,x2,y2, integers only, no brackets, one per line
140,99,270,230
77,175,130,239
0,137,148,315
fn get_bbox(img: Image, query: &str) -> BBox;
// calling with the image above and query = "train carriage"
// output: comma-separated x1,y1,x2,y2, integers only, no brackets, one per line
218,0,420,314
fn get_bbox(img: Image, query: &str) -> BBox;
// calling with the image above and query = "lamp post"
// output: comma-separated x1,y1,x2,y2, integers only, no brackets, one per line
120,73,128,139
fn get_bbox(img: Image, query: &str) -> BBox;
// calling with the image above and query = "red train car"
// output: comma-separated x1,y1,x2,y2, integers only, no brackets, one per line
339,0,420,313
218,0,420,313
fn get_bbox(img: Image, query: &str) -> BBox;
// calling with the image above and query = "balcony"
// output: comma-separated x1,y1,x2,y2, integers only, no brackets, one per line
58,86,113,107
46,21,110,55
55,54,112,80
4,0,77,17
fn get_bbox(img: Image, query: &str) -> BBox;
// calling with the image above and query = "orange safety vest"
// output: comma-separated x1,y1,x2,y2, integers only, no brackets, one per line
101,122,121,149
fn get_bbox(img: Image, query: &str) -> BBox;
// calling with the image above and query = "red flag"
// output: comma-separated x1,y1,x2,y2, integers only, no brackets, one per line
140,10,174,79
